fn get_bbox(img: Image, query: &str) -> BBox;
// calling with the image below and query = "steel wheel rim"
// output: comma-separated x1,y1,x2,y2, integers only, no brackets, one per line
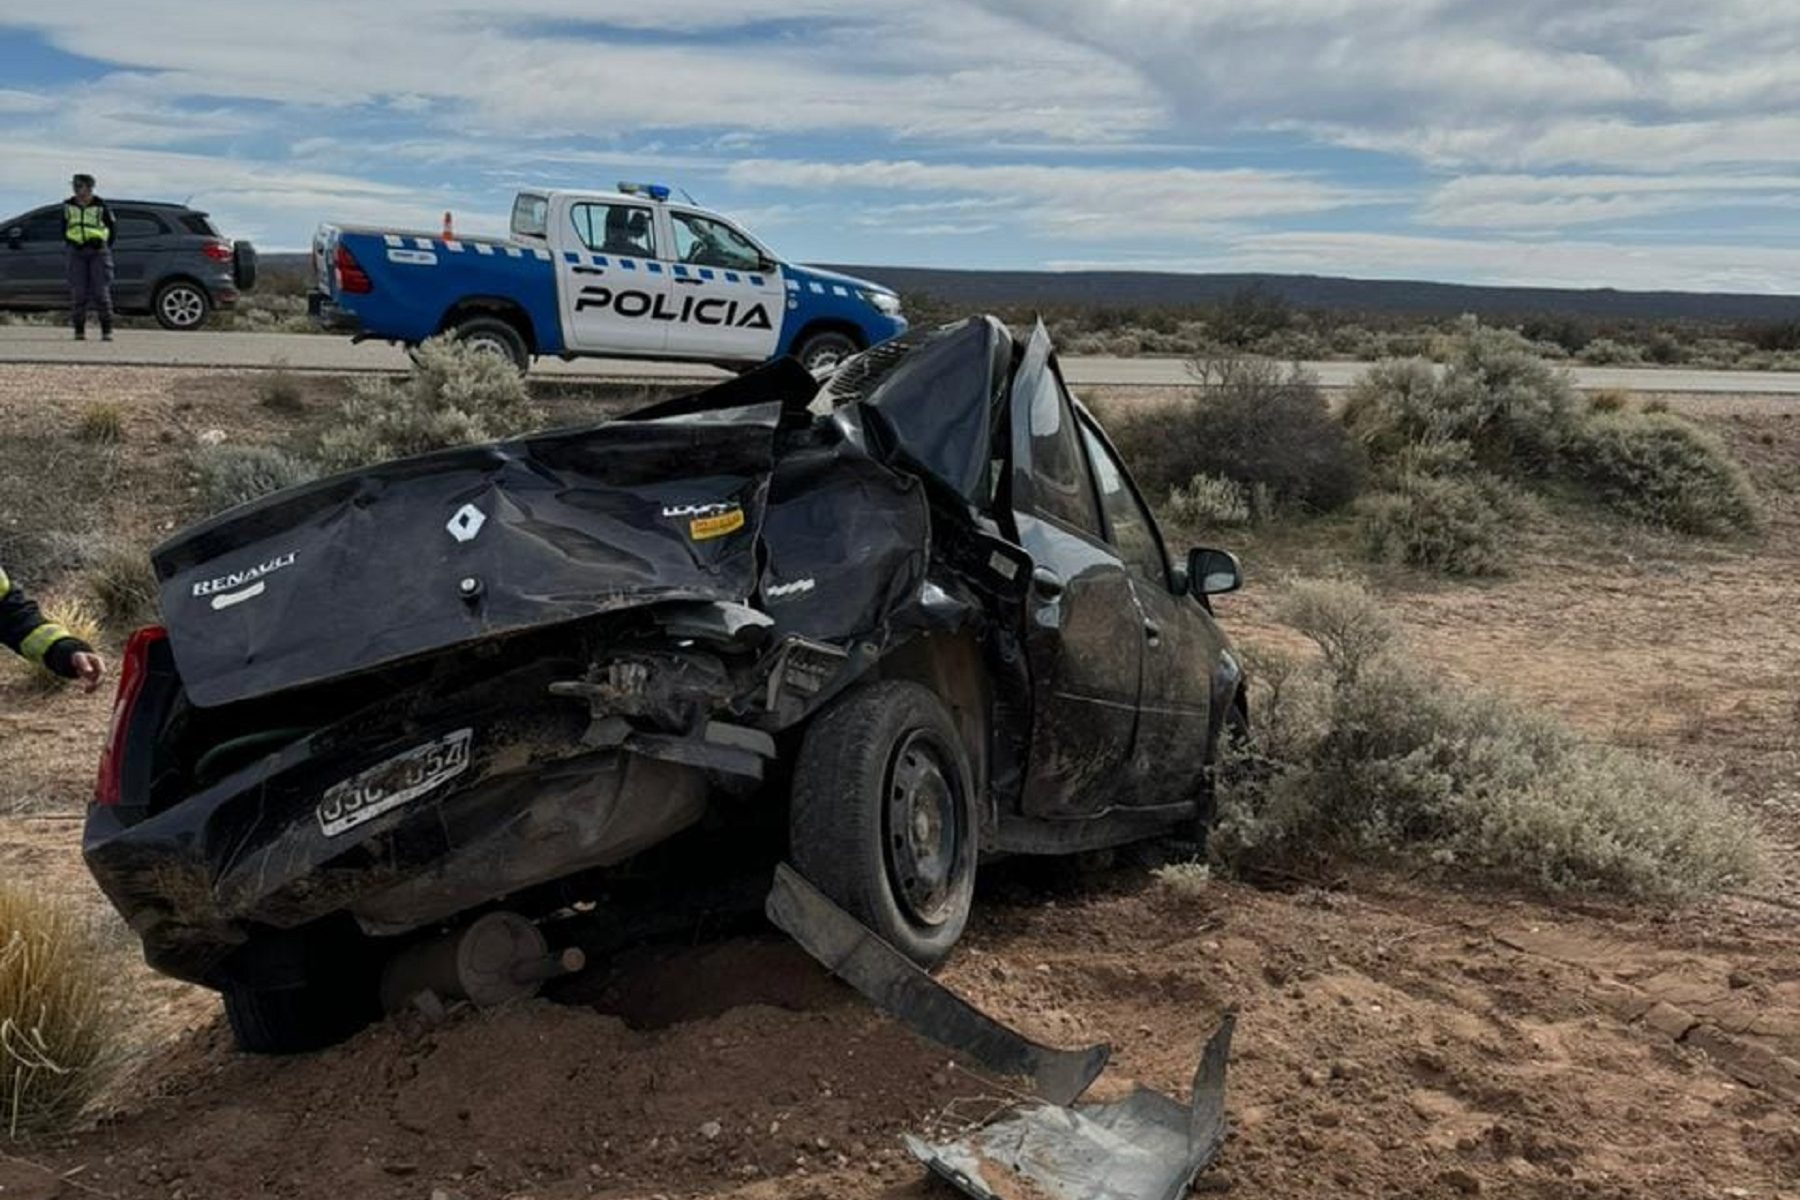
883,729,967,928
803,340,850,371
162,287,204,327
465,334,510,360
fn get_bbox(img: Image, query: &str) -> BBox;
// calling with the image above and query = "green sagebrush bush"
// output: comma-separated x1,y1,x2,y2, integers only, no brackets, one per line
1569,413,1762,535
1103,357,1364,513
1209,579,1760,902
315,334,538,471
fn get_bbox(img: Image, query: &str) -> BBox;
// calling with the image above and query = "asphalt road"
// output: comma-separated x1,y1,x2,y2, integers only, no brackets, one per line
4,326,1800,393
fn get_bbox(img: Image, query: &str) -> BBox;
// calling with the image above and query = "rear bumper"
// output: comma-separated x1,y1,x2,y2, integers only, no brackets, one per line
83,734,710,987
308,290,361,332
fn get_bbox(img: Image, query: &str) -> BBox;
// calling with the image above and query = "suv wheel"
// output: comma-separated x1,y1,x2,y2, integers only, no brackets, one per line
794,329,859,372
790,680,978,967
452,316,529,373
153,280,211,330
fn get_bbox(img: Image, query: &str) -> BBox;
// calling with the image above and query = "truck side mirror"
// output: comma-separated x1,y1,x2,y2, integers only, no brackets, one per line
1187,547,1242,597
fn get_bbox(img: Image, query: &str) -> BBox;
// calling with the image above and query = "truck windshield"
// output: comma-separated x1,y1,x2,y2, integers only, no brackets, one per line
511,193,549,239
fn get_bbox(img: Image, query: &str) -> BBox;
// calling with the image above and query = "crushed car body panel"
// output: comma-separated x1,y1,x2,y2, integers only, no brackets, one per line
766,863,1110,1106
903,1014,1235,1200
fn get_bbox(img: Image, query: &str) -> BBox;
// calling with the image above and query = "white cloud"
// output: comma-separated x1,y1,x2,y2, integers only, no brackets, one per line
1421,173,1800,229
726,158,1384,238
1064,230,1800,293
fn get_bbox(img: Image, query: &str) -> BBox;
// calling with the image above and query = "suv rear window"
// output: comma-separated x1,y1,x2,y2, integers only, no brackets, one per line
115,210,170,239
180,213,219,236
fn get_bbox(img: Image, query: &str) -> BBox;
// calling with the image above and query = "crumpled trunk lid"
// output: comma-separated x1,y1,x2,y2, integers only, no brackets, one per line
154,404,782,708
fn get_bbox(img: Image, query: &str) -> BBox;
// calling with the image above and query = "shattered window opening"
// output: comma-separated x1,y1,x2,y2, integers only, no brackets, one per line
1023,367,1102,537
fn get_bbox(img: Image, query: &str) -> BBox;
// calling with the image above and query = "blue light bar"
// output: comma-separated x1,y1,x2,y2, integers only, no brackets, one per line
617,181,672,202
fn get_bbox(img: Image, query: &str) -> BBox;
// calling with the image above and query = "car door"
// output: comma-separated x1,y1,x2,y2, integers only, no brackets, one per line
0,208,68,306
109,206,172,309
1008,325,1147,819
555,199,672,354
1076,415,1222,809
660,210,784,362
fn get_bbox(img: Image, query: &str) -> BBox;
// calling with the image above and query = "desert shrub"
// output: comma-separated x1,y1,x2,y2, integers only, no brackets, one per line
0,885,121,1137
1151,860,1211,895
1586,389,1630,414
1211,283,1292,348
1519,313,1593,355
1343,321,1581,479
1641,397,1670,414
1355,471,1520,576
1106,357,1364,513
73,403,124,445
1166,473,1275,528
1644,330,1686,365
1209,579,1760,902
1578,337,1643,366
315,335,538,471
1570,413,1761,534
1741,318,1800,353
258,361,306,413
194,445,319,515
85,542,159,630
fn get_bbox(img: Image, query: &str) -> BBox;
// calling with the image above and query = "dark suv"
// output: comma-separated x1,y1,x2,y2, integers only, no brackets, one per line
0,200,256,330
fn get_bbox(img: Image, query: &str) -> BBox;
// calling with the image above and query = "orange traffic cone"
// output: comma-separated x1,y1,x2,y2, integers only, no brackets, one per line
442,211,454,241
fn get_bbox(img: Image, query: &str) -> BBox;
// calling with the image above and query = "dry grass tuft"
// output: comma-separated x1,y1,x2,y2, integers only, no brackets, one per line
0,886,121,1139
72,403,124,446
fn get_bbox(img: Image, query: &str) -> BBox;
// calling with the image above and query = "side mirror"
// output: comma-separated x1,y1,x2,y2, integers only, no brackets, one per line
1187,547,1243,597
758,254,779,274
5,228,21,249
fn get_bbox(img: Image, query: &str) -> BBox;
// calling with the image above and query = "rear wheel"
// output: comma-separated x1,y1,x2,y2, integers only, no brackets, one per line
451,316,529,373
220,920,382,1054
793,329,860,373
153,280,210,330
790,680,978,967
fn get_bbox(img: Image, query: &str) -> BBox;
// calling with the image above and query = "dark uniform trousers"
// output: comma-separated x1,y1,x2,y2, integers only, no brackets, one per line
68,245,114,333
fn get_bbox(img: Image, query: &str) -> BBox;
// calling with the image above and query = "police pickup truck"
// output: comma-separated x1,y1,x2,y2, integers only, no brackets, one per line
310,183,906,373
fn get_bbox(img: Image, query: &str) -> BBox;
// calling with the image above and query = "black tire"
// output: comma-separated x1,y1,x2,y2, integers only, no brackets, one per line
153,279,211,330
790,680,978,967
220,923,382,1054
451,316,530,373
793,329,860,373
232,241,258,291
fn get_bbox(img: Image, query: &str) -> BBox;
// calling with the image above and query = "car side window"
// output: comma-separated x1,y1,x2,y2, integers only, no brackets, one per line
1023,367,1103,536
1079,419,1171,589
21,211,63,242
669,212,763,270
569,203,655,258
114,210,168,239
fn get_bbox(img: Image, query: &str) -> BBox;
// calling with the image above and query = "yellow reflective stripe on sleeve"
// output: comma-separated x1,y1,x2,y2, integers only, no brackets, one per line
0,567,10,600
20,622,72,666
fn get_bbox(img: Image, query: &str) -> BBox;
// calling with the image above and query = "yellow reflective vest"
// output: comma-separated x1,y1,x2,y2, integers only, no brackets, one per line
65,201,112,247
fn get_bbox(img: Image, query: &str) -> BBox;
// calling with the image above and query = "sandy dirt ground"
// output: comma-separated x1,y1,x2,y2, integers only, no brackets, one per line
1,366,1797,1200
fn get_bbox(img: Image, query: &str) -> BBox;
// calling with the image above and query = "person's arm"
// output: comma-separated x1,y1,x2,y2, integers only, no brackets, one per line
0,566,104,689
101,200,117,242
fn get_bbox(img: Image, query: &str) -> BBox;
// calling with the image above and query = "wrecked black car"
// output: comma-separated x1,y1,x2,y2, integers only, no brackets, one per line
84,317,1247,1053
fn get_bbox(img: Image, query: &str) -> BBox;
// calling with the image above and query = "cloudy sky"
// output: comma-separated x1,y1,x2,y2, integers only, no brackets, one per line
4,1,1798,291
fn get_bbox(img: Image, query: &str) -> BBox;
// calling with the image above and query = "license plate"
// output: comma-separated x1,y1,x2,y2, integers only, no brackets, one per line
317,728,473,838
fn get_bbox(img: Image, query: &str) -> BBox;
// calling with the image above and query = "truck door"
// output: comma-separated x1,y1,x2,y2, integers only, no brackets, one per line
556,199,673,355
1008,324,1147,819
661,210,784,363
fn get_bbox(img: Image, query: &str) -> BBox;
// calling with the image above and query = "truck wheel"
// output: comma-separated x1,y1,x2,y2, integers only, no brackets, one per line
793,329,859,372
452,316,529,373
153,280,210,330
790,680,978,967
219,923,382,1054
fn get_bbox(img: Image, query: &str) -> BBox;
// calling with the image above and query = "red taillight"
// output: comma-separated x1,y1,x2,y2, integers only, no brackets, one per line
94,625,166,808
334,243,372,294
200,239,233,262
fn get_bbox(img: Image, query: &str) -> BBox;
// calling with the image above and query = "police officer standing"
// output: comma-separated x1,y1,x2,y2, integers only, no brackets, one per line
65,173,117,342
